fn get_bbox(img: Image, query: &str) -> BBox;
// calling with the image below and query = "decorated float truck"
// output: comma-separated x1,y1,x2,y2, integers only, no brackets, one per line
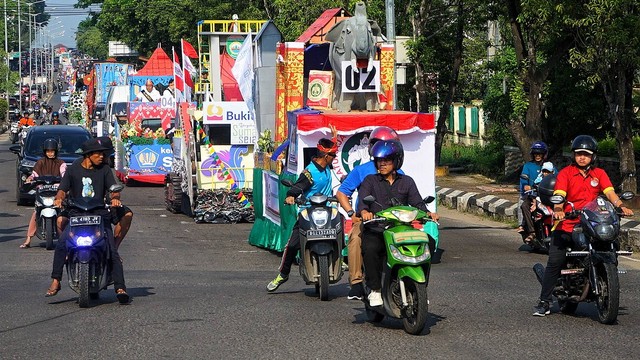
114,102,174,185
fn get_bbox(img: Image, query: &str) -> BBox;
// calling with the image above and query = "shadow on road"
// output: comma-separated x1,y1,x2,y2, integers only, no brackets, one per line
351,307,447,335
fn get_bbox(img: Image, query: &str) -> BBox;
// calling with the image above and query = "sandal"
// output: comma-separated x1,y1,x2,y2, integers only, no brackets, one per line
45,284,61,297
524,233,536,244
116,289,130,304
515,226,525,233
19,243,31,249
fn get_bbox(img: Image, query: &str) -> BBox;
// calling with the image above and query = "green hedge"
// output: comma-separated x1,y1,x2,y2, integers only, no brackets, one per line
440,143,504,177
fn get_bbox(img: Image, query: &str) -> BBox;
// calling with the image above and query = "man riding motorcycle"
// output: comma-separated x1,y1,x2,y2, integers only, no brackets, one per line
533,135,633,316
358,140,438,307
519,141,548,242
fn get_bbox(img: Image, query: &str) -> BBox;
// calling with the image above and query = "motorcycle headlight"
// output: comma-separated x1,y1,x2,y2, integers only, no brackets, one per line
391,209,419,223
75,236,93,247
311,208,329,227
42,197,54,206
389,244,431,264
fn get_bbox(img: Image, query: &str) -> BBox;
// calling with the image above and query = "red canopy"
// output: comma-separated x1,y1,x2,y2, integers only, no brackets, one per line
297,111,436,135
135,47,173,77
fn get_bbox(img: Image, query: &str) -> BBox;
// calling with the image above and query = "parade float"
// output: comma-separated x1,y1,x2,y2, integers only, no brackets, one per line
248,3,438,251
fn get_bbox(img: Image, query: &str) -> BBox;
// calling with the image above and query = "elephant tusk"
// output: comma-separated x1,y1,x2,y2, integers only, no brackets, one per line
367,56,374,73
351,58,359,73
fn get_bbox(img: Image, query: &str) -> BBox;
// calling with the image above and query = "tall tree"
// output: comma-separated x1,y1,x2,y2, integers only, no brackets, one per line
565,0,640,191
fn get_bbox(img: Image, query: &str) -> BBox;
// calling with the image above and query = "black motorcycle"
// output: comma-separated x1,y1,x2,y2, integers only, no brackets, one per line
24,176,61,250
62,184,124,308
533,191,634,324
281,179,344,301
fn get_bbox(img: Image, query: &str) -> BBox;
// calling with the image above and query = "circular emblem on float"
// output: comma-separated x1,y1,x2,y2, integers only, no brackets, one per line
591,178,599,187
226,36,244,59
340,132,371,174
308,81,325,101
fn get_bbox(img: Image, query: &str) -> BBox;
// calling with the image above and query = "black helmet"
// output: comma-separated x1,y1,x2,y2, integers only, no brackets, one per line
571,135,597,155
43,138,59,155
537,174,557,207
52,111,59,117
371,139,404,170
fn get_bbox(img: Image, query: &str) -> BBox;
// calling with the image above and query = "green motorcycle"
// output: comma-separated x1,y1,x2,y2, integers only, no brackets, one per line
361,195,436,335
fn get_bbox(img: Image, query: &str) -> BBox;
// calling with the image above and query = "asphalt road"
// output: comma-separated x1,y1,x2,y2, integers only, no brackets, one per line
1,130,640,359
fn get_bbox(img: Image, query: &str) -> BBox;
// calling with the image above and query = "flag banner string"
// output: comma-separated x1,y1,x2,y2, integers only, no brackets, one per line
197,122,251,207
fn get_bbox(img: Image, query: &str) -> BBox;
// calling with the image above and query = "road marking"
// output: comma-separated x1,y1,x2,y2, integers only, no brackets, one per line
621,256,640,262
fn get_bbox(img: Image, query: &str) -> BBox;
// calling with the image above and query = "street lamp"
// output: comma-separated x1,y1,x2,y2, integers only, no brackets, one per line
28,0,47,88
4,0,10,122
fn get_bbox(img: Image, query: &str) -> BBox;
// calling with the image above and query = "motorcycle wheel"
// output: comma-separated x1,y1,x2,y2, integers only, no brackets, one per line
44,218,54,250
78,263,90,308
402,279,429,335
559,300,578,314
318,254,329,301
596,263,620,324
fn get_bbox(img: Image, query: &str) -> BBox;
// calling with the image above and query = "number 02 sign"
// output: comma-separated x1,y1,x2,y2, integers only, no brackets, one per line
341,61,380,93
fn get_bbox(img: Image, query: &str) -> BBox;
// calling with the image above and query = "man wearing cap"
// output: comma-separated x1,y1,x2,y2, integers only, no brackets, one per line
266,131,339,292
46,138,130,303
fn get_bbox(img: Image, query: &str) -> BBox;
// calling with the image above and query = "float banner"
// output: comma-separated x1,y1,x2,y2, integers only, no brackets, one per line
95,63,130,104
263,171,281,225
202,101,255,123
128,144,173,176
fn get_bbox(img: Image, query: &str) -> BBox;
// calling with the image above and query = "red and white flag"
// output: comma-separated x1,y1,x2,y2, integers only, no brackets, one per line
172,48,185,101
181,39,198,102
182,39,198,59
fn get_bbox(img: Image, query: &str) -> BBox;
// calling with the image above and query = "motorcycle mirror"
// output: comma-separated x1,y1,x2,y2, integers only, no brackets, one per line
520,174,529,180
620,191,635,201
281,179,293,187
549,195,565,204
362,195,376,205
423,196,435,204
109,184,124,193
9,145,21,155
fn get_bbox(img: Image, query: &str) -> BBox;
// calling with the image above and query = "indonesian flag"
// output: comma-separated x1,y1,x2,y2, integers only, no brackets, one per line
181,39,198,59
172,48,185,94
181,39,197,102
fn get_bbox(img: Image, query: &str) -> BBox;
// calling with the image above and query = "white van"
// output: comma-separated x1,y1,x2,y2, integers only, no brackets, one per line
105,85,131,128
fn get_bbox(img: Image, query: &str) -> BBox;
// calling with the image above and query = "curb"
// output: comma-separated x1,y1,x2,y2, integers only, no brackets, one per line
436,186,640,252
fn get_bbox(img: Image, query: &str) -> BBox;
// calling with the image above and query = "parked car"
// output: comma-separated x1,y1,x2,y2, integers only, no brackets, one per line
9,125,92,205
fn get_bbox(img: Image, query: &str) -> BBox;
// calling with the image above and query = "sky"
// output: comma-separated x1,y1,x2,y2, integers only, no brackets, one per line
44,0,100,48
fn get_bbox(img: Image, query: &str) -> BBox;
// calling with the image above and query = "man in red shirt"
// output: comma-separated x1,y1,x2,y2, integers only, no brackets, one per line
533,135,633,316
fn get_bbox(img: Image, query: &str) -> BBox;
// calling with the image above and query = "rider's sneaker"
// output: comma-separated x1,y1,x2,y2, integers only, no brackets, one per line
266,273,288,292
368,290,383,307
347,282,364,300
533,301,550,317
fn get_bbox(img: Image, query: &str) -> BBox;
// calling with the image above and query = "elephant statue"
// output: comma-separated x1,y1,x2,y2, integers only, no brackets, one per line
326,1,382,112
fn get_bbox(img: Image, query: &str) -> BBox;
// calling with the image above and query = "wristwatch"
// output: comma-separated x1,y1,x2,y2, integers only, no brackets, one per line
347,210,355,217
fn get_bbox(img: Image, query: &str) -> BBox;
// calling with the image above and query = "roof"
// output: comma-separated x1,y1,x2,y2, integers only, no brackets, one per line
255,20,282,41
296,8,351,43
133,47,173,77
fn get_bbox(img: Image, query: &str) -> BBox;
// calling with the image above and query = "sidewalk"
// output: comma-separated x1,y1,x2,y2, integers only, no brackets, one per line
435,173,640,252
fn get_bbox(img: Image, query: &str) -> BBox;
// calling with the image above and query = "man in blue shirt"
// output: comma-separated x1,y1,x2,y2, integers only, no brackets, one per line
266,137,338,292
336,126,401,300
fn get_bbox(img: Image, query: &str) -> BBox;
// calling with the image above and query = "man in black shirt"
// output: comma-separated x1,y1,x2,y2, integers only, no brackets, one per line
357,140,438,307
46,138,129,303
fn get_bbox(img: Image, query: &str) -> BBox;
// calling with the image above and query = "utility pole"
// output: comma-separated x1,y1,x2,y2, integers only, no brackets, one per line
3,0,9,122
18,0,22,110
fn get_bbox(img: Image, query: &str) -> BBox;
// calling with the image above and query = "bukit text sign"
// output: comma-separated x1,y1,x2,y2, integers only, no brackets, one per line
202,101,255,124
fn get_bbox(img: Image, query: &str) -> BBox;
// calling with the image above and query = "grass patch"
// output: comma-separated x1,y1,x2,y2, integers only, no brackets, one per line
440,143,505,178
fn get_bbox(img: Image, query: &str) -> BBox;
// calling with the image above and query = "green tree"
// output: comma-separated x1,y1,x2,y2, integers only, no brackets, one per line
76,19,109,59
564,0,640,191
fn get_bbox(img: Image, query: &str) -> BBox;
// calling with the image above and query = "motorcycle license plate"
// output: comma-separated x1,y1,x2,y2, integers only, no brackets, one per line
40,184,58,192
306,229,337,238
70,215,101,226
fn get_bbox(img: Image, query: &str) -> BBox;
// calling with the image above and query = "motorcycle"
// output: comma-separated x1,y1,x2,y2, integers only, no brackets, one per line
23,176,61,250
10,122,20,144
281,179,344,301
19,125,32,146
62,184,124,308
533,191,634,324
361,195,436,335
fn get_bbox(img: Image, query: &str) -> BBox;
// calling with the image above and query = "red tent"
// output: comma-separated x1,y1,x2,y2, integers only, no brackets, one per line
135,47,173,77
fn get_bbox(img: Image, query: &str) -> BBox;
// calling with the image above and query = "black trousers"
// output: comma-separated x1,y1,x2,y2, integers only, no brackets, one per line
539,231,571,302
362,228,385,290
278,221,300,277
51,218,126,291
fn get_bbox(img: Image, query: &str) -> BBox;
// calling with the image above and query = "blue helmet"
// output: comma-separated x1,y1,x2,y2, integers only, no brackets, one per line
530,141,548,156
371,139,404,170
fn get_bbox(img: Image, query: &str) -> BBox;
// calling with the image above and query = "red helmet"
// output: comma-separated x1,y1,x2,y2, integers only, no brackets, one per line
368,126,399,156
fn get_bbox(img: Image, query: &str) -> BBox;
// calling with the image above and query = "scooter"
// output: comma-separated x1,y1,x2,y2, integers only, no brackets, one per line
361,195,435,335
10,122,20,144
19,125,32,146
533,191,634,324
281,179,344,301
24,176,61,250
62,184,124,308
